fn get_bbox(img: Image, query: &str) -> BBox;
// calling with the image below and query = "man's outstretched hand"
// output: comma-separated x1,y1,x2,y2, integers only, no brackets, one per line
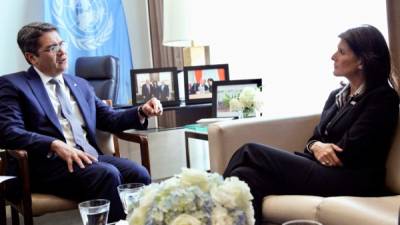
141,97,163,117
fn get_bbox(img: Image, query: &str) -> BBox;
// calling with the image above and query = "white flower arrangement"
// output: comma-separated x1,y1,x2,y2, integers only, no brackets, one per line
224,87,264,118
127,168,255,225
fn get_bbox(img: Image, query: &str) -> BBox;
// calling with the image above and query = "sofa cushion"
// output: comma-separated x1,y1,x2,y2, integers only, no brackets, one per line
262,195,324,224
263,195,400,225
318,195,400,225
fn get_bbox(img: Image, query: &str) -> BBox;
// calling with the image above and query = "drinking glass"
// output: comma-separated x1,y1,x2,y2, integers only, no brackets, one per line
106,221,128,225
79,199,110,225
282,219,323,225
117,183,144,215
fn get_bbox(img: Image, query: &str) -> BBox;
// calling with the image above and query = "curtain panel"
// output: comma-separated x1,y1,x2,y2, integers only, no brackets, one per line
147,0,183,68
387,0,400,93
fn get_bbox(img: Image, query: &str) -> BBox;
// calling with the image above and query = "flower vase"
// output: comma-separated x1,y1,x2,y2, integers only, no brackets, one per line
242,107,255,118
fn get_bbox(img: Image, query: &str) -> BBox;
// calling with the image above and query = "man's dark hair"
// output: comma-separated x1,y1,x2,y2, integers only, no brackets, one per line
339,25,392,90
17,22,58,64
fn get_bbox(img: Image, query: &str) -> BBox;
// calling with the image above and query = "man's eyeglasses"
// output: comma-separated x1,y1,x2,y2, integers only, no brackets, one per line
40,41,68,54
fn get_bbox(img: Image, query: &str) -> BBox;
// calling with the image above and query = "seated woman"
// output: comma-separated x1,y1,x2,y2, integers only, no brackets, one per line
223,24,399,225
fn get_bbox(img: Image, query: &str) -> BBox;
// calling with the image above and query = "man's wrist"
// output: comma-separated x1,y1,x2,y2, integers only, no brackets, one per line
138,106,148,119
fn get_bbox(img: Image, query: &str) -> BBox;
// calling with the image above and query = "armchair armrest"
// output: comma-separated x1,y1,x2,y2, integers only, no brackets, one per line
208,114,320,174
0,149,5,175
5,149,33,214
99,99,152,175
0,149,6,225
114,132,150,174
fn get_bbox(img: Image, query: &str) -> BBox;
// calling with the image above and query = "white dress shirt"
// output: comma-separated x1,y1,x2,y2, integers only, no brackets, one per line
34,67,87,147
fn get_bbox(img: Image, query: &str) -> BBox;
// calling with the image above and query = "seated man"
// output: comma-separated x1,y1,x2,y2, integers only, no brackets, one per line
0,22,163,222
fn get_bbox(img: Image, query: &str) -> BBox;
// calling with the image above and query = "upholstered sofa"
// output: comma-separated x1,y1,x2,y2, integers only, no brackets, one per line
208,114,400,225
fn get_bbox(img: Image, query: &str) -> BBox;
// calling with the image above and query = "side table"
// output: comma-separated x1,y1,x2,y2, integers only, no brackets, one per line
118,128,187,180
184,124,209,169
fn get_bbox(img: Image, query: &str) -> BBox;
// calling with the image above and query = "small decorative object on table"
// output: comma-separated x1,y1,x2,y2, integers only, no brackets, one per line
127,168,255,225
226,87,263,118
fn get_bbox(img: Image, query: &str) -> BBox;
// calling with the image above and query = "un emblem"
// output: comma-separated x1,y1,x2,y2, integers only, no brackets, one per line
51,0,113,51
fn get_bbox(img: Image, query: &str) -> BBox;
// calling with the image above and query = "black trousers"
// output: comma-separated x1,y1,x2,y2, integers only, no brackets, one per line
223,143,383,225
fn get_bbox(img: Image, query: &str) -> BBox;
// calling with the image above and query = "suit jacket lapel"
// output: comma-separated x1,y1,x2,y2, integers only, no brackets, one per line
63,76,95,136
26,67,64,135
327,98,359,129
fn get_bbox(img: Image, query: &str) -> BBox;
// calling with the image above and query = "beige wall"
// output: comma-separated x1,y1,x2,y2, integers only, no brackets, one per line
0,0,152,75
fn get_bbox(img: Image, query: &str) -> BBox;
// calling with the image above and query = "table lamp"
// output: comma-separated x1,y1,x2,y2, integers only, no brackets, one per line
163,0,210,66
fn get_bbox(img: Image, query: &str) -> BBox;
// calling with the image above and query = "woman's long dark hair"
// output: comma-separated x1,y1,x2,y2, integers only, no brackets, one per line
339,25,392,90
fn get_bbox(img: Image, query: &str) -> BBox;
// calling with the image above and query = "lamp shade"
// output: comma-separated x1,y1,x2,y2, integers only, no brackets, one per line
163,0,209,47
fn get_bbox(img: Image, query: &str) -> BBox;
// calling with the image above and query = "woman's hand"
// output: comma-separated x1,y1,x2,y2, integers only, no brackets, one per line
310,141,343,167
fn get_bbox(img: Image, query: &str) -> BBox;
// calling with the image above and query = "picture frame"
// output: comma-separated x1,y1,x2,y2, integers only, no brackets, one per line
183,64,230,104
130,67,180,107
212,79,262,118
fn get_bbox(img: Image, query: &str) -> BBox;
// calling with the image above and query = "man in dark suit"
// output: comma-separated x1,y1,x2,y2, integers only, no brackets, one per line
151,80,161,99
0,22,163,222
141,79,152,101
159,81,170,101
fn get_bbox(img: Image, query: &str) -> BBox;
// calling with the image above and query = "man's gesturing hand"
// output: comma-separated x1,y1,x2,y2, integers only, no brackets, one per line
141,97,163,117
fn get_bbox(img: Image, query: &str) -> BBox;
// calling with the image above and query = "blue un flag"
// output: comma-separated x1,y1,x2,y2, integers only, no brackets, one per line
44,0,133,104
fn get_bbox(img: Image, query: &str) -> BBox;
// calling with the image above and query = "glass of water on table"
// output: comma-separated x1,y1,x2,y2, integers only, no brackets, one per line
79,199,110,225
117,183,144,215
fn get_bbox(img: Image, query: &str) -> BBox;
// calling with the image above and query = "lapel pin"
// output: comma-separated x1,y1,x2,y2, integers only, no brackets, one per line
74,83,77,87
350,101,356,105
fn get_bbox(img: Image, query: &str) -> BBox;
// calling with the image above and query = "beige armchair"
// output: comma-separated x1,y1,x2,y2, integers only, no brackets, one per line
208,115,400,225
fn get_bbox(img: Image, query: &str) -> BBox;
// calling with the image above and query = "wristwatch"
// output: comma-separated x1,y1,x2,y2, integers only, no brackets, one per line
138,106,148,119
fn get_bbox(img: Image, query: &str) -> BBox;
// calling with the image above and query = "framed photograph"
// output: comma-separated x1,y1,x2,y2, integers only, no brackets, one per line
130,67,179,106
183,64,229,104
212,79,262,118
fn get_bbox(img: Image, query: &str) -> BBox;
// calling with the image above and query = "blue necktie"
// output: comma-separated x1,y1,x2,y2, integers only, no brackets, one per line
50,79,98,158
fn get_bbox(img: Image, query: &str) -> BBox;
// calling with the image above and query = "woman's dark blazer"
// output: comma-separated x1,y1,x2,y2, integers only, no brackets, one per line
301,83,399,171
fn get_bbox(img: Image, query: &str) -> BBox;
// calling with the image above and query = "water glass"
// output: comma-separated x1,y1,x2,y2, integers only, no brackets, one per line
106,221,128,225
79,199,110,225
282,219,323,225
117,183,144,215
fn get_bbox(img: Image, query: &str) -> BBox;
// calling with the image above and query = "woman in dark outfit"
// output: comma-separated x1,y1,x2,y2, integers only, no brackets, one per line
223,25,399,225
